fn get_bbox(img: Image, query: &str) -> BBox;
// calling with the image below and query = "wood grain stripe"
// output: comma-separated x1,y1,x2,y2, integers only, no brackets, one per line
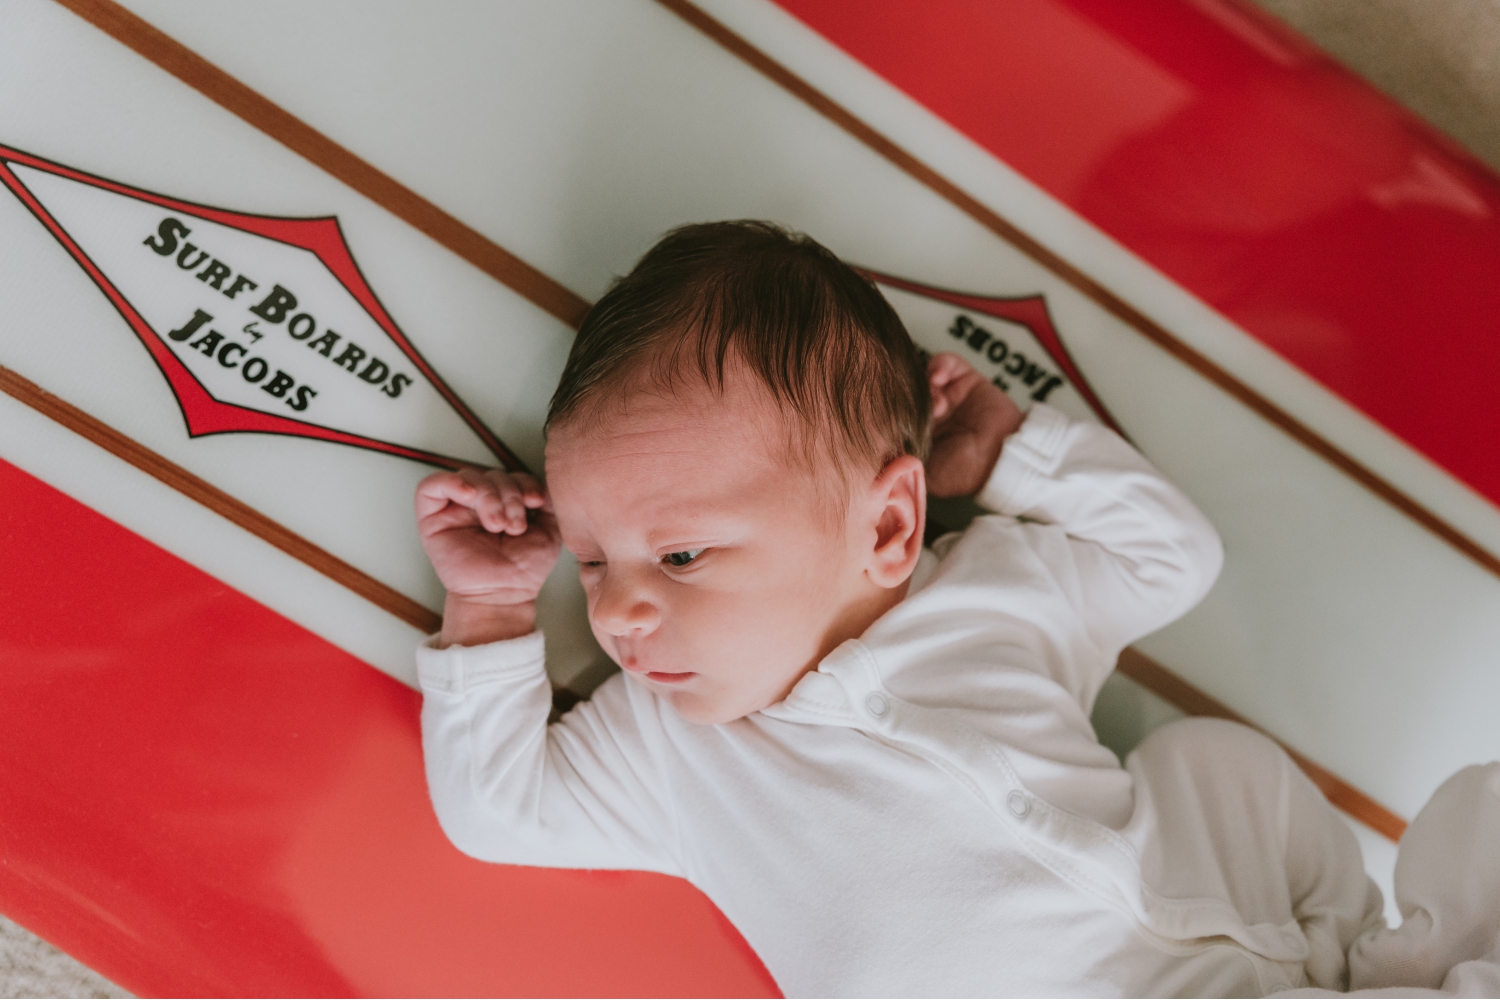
1118,648,1407,841
659,0,1500,585
0,364,442,635
52,0,591,332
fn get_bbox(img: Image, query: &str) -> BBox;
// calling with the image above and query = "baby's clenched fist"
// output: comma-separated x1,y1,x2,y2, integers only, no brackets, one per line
926,353,1024,498
416,468,561,647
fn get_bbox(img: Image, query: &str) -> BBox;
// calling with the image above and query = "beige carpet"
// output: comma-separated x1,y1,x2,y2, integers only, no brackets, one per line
1249,0,1500,175
0,916,128,1000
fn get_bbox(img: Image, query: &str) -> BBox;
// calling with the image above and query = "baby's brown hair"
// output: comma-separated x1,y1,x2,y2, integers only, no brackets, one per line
546,221,930,482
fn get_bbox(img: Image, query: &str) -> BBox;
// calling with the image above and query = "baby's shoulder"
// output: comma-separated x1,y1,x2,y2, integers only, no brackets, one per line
922,512,1036,574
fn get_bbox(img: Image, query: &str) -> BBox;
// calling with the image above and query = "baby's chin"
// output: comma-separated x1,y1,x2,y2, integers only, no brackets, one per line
650,682,764,726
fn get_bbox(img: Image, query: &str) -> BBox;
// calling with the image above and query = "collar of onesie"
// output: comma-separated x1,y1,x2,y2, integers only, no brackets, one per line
761,543,941,727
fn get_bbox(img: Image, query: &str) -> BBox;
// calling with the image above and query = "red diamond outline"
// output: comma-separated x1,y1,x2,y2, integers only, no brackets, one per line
861,267,1124,436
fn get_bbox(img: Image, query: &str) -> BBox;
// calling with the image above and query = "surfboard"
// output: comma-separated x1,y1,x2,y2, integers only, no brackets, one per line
4,0,1499,993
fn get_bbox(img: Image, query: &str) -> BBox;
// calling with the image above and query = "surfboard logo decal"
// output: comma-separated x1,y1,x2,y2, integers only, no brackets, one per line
863,269,1123,434
0,145,522,472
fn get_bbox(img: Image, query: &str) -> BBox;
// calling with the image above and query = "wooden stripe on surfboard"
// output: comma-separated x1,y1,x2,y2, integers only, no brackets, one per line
657,0,1500,589
52,0,591,332
0,364,443,635
38,0,1410,838
1118,648,1408,841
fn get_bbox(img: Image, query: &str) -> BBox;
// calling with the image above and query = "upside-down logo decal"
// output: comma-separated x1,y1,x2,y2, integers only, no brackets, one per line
863,269,1123,435
0,144,522,471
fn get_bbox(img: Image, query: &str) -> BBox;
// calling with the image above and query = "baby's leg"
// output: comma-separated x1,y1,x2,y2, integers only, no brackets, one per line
1347,763,1500,993
1126,717,1385,992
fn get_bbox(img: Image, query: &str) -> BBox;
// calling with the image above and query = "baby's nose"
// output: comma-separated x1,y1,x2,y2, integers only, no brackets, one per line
592,574,662,637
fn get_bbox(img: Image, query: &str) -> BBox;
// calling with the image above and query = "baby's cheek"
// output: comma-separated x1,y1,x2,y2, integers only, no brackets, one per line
759,574,828,630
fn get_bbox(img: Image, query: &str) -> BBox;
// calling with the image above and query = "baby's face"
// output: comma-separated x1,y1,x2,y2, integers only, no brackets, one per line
546,371,889,724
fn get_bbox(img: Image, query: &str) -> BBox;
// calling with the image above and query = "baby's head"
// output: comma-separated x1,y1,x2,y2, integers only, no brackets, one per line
544,222,930,724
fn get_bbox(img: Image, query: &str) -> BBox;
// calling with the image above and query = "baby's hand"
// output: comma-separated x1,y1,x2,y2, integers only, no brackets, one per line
416,468,561,647
926,353,1024,498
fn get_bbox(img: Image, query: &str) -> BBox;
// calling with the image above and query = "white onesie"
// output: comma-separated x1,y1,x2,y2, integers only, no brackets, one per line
418,405,1461,996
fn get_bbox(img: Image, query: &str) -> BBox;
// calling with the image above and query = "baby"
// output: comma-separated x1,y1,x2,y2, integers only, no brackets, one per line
414,222,1500,997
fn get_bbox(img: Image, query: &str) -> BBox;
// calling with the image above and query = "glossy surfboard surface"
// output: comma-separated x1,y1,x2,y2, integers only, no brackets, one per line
2,0,1498,994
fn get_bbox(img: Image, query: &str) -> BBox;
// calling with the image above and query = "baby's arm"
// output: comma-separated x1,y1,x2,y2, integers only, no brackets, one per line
972,405,1224,655
925,353,1223,699
414,470,678,874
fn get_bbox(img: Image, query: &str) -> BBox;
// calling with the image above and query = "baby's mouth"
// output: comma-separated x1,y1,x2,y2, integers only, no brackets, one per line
643,670,696,685
615,639,697,684
618,653,696,685
618,644,693,683
618,656,693,680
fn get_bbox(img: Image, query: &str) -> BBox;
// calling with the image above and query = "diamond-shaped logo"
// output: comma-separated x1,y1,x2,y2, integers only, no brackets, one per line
1,144,522,471
863,268,1122,434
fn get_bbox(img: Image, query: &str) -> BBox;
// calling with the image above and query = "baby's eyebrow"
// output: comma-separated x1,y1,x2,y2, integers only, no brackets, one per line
646,515,752,542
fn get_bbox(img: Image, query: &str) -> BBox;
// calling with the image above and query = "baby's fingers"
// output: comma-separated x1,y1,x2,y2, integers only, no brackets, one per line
415,468,531,536
928,352,973,386
509,472,551,512
928,353,979,421
454,468,522,536
473,469,551,535
415,470,481,522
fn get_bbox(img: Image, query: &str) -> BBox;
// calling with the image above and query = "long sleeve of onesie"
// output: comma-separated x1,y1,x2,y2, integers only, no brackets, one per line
418,632,680,874
973,401,1223,705
867,403,1224,828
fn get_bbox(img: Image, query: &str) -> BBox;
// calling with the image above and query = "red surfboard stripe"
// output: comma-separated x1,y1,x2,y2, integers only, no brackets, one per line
774,0,1500,511
0,457,778,997
0,364,443,632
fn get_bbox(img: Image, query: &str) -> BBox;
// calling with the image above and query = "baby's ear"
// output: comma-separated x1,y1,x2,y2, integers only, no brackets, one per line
866,454,926,588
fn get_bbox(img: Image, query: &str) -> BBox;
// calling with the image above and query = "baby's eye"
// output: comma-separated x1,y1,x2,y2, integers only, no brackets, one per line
663,549,705,568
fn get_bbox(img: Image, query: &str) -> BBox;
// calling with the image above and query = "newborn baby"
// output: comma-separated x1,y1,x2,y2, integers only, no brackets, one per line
414,221,1500,997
